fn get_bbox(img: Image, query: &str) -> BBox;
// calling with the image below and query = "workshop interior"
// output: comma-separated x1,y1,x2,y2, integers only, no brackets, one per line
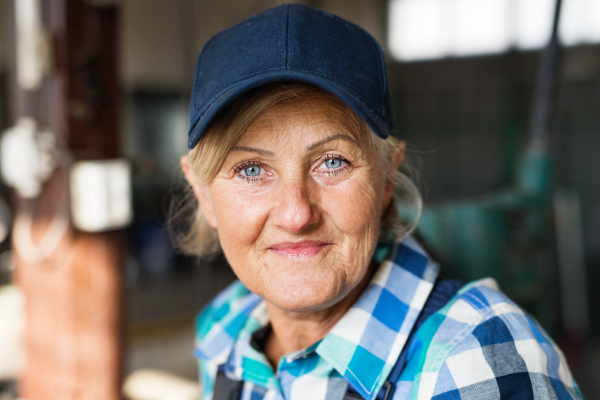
0,0,599,399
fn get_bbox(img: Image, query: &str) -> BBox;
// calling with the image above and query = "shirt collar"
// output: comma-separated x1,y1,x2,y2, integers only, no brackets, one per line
316,236,439,399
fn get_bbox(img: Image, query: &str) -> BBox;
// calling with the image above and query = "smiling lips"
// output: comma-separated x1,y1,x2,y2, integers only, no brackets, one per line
269,240,329,258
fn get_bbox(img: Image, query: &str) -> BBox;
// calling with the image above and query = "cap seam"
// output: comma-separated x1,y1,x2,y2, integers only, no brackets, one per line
303,7,386,118
376,44,387,117
285,4,290,70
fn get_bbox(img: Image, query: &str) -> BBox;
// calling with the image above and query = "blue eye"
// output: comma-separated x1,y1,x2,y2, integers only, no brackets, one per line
324,158,342,169
244,166,261,177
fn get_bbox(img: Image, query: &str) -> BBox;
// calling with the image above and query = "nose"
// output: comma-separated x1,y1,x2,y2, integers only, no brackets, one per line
271,180,320,233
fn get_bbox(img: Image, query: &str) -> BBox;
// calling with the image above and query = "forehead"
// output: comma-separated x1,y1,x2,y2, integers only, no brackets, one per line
237,94,367,147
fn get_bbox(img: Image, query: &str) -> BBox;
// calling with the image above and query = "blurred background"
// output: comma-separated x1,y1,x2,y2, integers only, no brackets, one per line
0,0,598,399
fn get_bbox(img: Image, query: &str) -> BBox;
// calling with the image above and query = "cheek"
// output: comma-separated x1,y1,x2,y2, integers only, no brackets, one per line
322,174,383,234
208,185,274,297
210,185,269,251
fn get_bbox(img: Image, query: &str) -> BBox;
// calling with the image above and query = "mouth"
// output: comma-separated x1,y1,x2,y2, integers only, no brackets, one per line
268,240,330,259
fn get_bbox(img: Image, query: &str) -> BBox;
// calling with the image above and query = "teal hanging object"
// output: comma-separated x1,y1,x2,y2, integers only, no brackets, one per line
416,0,563,326
419,203,505,284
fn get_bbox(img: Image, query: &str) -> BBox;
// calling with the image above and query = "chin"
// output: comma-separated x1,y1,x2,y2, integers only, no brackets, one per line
262,273,349,313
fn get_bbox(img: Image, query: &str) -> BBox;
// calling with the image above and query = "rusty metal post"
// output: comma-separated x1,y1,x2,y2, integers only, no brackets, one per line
15,1,125,399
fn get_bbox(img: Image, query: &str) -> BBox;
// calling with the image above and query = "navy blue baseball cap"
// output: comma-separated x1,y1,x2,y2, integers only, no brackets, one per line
187,3,393,149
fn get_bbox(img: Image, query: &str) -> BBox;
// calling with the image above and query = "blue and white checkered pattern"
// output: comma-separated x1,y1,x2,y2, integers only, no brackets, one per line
194,237,582,400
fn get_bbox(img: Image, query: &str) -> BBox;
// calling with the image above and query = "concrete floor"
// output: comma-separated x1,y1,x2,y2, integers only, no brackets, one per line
569,339,600,399
125,259,236,383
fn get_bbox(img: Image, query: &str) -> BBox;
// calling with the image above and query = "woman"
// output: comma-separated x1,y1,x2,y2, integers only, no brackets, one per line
177,4,582,400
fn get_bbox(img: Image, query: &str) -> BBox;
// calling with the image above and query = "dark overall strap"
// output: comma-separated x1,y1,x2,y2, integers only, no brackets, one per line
213,364,244,400
344,278,464,400
213,278,464,400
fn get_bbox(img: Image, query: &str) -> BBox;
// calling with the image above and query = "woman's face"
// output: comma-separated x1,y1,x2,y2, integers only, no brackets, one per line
189,96,395,313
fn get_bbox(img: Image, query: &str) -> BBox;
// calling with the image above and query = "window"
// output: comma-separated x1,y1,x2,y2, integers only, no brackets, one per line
388,0,600,61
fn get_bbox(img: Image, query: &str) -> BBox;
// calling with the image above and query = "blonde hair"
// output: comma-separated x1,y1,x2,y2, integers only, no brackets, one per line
169,83,422,258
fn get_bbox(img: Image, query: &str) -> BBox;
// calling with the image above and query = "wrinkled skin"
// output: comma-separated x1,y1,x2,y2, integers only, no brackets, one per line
183,95,404,363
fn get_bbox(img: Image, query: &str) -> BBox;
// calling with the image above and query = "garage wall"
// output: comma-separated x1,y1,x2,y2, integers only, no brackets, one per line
0,1,10,71
0,0,13,130
120,0,387,91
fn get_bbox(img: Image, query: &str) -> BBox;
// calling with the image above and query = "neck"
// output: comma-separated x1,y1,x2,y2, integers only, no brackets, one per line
264,260,377,368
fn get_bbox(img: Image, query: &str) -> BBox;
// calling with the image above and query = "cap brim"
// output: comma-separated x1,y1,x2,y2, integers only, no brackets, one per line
187,70,391,149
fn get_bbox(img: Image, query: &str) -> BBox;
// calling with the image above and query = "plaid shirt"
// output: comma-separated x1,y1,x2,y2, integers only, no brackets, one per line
194,237,582,400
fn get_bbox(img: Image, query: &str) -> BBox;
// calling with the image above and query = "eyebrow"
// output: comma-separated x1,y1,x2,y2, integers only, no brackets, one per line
306,134,357,151
231,134,357,157
230,146,276,157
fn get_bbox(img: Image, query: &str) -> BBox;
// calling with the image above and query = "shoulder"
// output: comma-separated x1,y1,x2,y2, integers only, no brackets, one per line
194,281,266,399
195,280,257,349
411,278,583,400
193,281,254,400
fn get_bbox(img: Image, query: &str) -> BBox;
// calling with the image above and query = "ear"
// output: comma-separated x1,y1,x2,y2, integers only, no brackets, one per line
381,141,406,214
391,141,406,170
181,156,218,229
